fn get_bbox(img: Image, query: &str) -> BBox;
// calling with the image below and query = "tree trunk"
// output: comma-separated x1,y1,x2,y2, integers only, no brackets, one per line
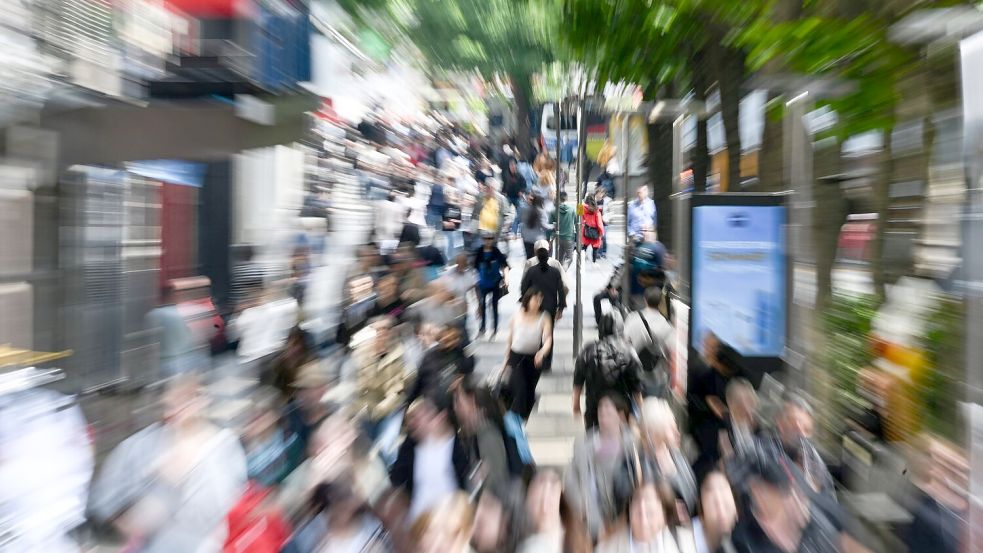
718,46,745,191
647,120,674,246
757,0,801,193
758,94,784,192
510,71,535,160
870,129,892,300
692,49,710,193
814,141,849,312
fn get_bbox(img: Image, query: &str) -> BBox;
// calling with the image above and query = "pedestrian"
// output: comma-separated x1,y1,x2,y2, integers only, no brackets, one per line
565,393,635,540
596,186,613,259
471,489,521,553
336,273,376,349
520,239,568,371
398,206,422,247
146,284,204,377
229,245,266,315
582,194,605,263
473,178,508,246
283,360,333,455
628,235,669,311
688,335,744,483
407,324,475,405
624,286,675,398
517,470,592,553
426,177,447,231
691,471,739,553
599,476,687,553
376,190,405,243
719,378,762,462
89,376,248,553
520,193,550,260
410,493,475,553
637,398,699,517
760,393,835,500
550,191,576,269
442,252,476,330
369,272,407,322
282,481,394,553
731,456,840,553
628,185,658,243
241,386,301,487
390,392,472,522
502,287,554,421
474,231,510,339
452,378,513,502
348,316,407,464
442,186,463,262
572,310,644,429
594,265,626,328
503,158,527,236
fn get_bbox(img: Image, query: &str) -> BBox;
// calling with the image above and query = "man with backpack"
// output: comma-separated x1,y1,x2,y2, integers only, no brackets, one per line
572,310,644,429
623,286,675,398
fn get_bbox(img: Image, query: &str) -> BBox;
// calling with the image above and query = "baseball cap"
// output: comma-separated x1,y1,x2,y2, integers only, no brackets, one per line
534,239,550,252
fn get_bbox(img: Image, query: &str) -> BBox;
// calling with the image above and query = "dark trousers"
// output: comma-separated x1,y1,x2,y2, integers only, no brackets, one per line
508,352,541,420
584,244,601,262
478,286,502,332
557,238,574,269
599,233,608,258
523,241,536,260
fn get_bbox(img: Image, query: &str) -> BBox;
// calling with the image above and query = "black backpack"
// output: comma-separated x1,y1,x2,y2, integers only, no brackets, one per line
593,339,634,392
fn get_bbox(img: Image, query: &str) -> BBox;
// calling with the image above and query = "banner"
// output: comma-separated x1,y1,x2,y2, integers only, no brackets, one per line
690,199,786,358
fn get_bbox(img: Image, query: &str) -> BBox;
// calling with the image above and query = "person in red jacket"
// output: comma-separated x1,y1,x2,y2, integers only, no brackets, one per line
581,194,605,263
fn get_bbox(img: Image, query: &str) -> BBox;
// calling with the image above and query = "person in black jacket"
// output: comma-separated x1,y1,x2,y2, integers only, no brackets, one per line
571,311,643,429
389,390,472,522
520,240,567,372
406,325,475,406
502,158,526,236
399,208,422,247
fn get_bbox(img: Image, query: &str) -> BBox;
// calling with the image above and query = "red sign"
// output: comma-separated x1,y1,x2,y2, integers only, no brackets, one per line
165,0,238,18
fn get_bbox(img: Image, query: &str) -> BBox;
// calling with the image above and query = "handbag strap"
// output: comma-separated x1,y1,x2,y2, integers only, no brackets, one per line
638,313,667,360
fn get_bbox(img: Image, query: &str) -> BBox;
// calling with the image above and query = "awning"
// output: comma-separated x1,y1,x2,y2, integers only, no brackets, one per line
42,92,319,168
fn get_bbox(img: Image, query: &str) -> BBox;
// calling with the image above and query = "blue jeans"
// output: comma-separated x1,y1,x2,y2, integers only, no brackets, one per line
508,197,523,235
426,211,442,230
444,229,460,261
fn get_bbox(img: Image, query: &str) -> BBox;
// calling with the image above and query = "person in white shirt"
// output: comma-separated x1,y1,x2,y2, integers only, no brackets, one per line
623,287,675,396
389,392,469,524
375,190,406,243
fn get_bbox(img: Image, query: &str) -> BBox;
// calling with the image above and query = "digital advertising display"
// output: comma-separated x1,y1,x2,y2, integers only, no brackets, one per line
690,197,787,360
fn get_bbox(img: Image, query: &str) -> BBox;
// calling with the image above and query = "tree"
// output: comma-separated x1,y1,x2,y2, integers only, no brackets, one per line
338,0,554,158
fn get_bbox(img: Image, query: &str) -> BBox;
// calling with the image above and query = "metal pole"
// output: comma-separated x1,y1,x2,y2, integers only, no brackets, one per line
573,97,586,354
554,101,562,258
621,115,632,298
785,92,813,393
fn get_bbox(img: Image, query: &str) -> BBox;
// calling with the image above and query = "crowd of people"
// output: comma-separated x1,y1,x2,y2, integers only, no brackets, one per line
76,116,961,553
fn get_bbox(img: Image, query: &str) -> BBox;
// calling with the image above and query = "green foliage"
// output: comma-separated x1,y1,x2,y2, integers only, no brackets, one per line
823,293,879,408
918,297,963,440
740,13,913,139
344,0,554,81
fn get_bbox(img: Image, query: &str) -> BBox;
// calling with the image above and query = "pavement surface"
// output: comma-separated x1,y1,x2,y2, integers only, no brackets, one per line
468,221,626,469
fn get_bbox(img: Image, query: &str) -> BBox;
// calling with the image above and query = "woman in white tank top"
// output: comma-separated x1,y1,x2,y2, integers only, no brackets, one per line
503,287,553,420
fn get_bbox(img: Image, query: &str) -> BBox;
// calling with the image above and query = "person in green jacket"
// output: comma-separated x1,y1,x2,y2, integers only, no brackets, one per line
550,191,576,269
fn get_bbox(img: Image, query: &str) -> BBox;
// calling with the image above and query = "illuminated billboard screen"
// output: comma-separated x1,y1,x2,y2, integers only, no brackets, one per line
690,198,786,359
